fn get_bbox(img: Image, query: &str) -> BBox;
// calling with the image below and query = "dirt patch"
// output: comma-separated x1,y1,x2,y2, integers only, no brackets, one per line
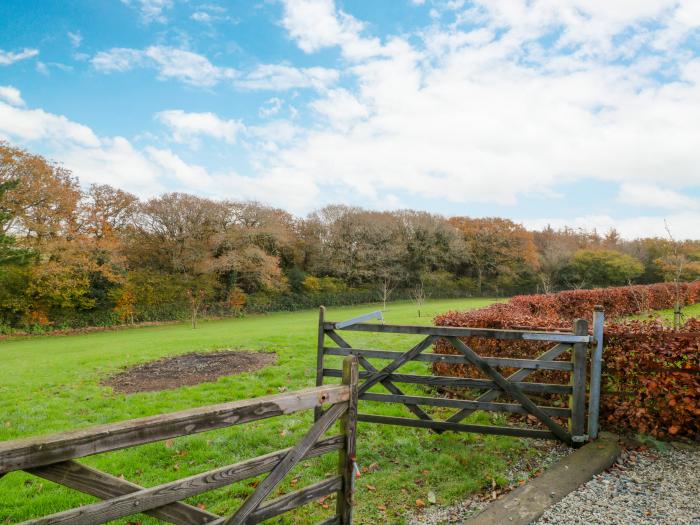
104,350,277,394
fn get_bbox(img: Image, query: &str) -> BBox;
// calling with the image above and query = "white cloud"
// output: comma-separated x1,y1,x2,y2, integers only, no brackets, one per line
0,98,99,147
310,88,369,128
92,48,144,72
156,109,243,144
68,31,82,48
121,0,173,24
255,0,700,226
0,86,24,107
0,92,163,196
0,48,39,66
281,0,384,60
523,213,700,241
147,147,211,187
235,64,338,90
35,62,49,75
92,46,236,87
62,137,165,196
259,97,283,117
191,11,213,23
618,183,699,210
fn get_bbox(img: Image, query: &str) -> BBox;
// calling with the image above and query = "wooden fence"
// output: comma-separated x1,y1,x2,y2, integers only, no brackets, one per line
316,307,603,447
0,356,360,525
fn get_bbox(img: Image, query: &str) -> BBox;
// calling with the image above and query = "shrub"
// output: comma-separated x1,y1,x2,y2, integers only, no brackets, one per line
433,282,700,439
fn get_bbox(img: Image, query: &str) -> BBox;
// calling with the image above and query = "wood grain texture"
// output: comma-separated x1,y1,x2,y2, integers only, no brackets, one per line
325,331,434,424
315,306,327,422
22,436,345,525
360,393,571,417
0,385,348,474
446,337,572,445
27,460,218,525
325,322,590,343
322,369,573,394
570,319,589,444
446,343,572,425
337,356,359,524
223,403,347,524
357,414,555,439
356,336,436,394
323,347,573,371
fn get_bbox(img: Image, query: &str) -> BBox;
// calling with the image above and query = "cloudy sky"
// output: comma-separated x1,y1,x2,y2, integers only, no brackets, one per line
1,0,699,238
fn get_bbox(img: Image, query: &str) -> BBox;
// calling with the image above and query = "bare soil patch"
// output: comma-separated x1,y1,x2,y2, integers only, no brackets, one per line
104,350,277,394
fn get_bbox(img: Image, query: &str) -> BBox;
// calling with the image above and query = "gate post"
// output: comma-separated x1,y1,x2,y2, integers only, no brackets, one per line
338,356,359,524
570,319,588,446
315,306,326,422
587,306,604,440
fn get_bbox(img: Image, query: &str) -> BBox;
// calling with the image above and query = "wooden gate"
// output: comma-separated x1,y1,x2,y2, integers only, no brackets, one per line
316,307,604,447
0,356,359,525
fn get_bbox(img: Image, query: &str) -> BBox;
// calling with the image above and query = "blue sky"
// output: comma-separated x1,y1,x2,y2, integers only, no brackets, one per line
1,0,700,238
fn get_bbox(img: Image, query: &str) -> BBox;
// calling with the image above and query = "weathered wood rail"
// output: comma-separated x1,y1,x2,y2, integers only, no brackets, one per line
316,307,604,447
0,356,360,525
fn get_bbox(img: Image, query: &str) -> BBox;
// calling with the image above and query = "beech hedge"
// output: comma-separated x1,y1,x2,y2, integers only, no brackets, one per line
433,282,700,440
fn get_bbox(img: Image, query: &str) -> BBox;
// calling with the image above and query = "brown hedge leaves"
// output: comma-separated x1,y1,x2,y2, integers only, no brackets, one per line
433,282,700,440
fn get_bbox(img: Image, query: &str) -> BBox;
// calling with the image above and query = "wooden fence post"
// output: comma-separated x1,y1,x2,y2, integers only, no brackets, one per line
338,356,359,524
315,306,326,422
570,319,588,446
588,306,604,440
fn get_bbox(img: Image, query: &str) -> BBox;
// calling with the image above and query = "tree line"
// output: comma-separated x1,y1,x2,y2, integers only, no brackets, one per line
1,141,699,331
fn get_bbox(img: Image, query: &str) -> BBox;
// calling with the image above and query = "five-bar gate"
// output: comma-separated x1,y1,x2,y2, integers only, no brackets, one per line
316,307,604,447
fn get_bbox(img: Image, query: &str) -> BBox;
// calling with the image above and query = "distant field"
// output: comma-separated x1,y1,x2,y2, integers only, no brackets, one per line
0,297,552,525
629,302,700,324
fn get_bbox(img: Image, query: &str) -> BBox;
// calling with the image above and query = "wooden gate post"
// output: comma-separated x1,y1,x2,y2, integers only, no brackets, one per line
315,306,326,422
570,319,588,446
338,356,359,524
588,306,604,440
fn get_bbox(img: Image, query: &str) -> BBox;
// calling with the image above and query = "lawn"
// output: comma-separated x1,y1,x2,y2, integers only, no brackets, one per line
629,302,700,324
0,297,548,524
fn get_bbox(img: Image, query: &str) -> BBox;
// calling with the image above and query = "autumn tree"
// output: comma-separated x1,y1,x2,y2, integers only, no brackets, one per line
449,217,539,295
0,142,80,242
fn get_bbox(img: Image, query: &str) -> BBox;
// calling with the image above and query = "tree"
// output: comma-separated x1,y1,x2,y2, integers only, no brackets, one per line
0,180,32,268
0,142,80,241
449,217,539,295
410,277,428,317
565,249,643,288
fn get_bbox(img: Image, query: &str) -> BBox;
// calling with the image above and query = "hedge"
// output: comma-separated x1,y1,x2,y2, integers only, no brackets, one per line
433,282,700,440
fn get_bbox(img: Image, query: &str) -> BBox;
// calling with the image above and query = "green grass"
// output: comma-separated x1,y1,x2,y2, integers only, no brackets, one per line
0,297,544,524
629,302,700,324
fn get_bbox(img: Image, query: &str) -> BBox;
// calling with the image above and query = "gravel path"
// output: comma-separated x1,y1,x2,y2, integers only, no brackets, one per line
535,443,700,525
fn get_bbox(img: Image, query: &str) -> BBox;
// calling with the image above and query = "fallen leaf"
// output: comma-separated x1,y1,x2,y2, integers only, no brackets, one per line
427,491,437,504
164,439,174,449
415,499,426,508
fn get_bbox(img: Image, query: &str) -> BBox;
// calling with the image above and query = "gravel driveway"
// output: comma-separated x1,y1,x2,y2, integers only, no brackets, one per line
535,443,700,525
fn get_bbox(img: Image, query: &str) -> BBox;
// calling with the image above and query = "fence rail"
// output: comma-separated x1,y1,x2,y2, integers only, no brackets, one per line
0,357,360,525
317,307,603,447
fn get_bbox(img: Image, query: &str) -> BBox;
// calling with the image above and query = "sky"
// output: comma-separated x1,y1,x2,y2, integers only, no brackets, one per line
1,0,700,239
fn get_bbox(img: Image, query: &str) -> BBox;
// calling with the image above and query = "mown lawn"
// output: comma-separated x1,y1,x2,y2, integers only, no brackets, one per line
629,302,700,324
0,297,548,525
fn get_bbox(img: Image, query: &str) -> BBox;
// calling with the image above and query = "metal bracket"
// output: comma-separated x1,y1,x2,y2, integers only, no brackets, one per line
572,434,589,443
335,310,384,329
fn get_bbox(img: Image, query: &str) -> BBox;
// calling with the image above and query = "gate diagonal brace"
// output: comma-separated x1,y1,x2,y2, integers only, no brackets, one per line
325,330,435,425
446,337,572,446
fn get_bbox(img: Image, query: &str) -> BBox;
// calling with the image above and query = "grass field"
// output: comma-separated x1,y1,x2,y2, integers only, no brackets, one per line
0,297,550,525
629,302,700,324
